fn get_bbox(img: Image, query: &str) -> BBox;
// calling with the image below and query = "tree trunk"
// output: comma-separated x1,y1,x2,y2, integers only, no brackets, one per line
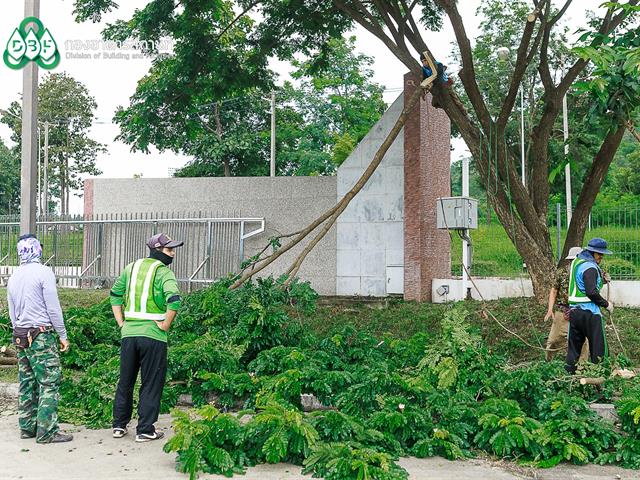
563,125,626,256
214,103,231,177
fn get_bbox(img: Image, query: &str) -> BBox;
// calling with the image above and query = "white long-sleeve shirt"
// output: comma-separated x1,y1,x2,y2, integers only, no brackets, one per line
7,262,67,340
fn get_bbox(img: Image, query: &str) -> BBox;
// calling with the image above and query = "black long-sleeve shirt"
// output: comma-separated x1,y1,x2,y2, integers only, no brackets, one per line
582,267,609,308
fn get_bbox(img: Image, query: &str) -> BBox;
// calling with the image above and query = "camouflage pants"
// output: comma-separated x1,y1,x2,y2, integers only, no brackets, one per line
17,332,61,443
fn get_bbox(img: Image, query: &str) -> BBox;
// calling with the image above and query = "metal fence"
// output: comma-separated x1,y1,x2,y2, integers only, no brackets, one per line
451,203,640,280
0,213,265,290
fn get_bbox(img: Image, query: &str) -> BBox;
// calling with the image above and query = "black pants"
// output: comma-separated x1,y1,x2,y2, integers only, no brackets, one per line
112,336,167,434
566,308,607,374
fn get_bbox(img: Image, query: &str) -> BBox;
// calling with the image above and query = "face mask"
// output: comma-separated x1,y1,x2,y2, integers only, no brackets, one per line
149,248,174,266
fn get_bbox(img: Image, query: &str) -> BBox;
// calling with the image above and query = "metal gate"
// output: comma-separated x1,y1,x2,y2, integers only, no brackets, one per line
0,213,265,290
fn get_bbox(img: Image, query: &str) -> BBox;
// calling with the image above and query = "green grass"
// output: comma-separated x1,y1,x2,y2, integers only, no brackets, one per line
451,224,640,279
0,366,17,383
0,287,108,311
302,297,640,365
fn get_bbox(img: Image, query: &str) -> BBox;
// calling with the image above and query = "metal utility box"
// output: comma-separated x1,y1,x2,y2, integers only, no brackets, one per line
436,197,478,230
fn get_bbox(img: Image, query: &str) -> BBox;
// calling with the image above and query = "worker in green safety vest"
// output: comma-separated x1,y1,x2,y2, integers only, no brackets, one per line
109,233,183,442
566,237,613,374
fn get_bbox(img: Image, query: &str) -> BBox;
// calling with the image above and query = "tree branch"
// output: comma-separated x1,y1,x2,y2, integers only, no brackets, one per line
435,0,491,130
557,0,638,98
497,7,539,128
215,0,260,41
626,119,640,143
333,0,417,72
550,0,573,26
563,125,626,257
231,85,424,289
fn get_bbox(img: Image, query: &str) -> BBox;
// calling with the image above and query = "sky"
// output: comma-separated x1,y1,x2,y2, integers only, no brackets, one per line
0,1,606,214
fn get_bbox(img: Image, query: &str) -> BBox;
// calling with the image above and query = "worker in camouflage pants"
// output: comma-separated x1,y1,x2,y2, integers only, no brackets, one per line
7,234,72,443
17,333,62,440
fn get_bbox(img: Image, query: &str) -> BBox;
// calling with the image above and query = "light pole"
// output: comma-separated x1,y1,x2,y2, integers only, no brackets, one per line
21,1,40,234
562,91,572,225
496,47,526,187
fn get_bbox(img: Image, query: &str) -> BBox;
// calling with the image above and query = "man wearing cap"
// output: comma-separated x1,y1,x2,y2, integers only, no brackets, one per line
110,233,183,442
7,234,73,443
543,246,589,362
566,238,613,373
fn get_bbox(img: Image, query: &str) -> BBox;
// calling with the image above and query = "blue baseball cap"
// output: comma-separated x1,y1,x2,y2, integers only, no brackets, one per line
586,237,612,255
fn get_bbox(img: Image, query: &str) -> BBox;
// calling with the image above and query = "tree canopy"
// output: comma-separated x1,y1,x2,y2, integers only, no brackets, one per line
1,72,104,214
74,0,640,298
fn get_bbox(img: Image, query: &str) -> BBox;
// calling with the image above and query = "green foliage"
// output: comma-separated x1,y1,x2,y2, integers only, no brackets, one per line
36,280,640,476
535,394,620,467
0,73,104,213
163,406,248,479
303,442,408,480
0,140,20,215
474,398,541,458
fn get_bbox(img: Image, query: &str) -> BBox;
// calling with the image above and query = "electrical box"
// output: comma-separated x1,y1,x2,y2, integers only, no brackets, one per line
436,197,478,230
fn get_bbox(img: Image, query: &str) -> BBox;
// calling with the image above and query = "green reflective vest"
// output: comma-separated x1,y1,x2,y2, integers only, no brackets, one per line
124,258,166,321
568,257,602,305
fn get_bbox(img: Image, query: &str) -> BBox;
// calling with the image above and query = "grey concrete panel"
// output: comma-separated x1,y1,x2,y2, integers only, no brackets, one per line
88,176,337,295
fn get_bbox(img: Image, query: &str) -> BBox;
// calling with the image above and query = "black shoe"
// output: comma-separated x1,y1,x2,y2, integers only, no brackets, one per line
20,430,36,439
135,431,164,443
37,432,73,444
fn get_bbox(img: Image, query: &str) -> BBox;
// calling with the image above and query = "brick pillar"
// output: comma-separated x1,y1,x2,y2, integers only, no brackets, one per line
403,73,451,301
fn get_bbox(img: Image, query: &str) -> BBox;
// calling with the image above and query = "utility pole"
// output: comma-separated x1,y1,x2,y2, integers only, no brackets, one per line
43,121,49,218
20,0,40,234
462,157,471,300
270,91,276,177
563,93,572,226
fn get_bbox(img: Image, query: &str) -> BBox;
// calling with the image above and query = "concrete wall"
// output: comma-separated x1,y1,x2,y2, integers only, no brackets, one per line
335,94,405,296
85,176,337,295
432,277,640,307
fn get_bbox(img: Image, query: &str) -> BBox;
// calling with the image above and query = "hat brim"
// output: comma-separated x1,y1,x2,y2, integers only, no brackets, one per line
164,240,184,248
587,247,612,255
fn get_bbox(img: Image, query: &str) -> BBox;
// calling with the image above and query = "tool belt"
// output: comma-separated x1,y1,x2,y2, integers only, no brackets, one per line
12,326,53,350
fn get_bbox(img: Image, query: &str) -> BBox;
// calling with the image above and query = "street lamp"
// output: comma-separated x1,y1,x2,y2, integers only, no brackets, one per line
495,47,526,188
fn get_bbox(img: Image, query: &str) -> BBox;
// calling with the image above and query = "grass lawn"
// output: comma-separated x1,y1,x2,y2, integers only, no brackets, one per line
0,287,108,311
1,289,638,387
0,366,17,383
452,224,640,278
303,297,640,365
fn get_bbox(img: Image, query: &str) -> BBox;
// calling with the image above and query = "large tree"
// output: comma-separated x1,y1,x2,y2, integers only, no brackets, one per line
0,140,20,215
75,0,640,298
1,72,104,215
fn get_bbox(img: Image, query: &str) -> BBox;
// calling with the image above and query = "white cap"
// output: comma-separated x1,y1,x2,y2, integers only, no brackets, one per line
565,247,583,260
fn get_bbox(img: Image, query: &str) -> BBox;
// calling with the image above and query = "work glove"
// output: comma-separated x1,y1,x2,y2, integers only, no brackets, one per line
606,301,614,314
603,272,611,284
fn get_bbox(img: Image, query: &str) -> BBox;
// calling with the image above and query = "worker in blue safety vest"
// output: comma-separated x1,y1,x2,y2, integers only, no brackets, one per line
566,237,613,373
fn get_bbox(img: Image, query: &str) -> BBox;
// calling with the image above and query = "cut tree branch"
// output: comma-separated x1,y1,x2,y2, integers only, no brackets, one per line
230,85,424,289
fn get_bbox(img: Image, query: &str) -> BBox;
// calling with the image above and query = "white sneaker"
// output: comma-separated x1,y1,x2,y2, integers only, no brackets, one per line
112,427,128,438
135,431,165,443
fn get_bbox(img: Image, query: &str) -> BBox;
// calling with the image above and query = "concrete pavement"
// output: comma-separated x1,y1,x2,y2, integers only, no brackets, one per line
0,410,638,479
